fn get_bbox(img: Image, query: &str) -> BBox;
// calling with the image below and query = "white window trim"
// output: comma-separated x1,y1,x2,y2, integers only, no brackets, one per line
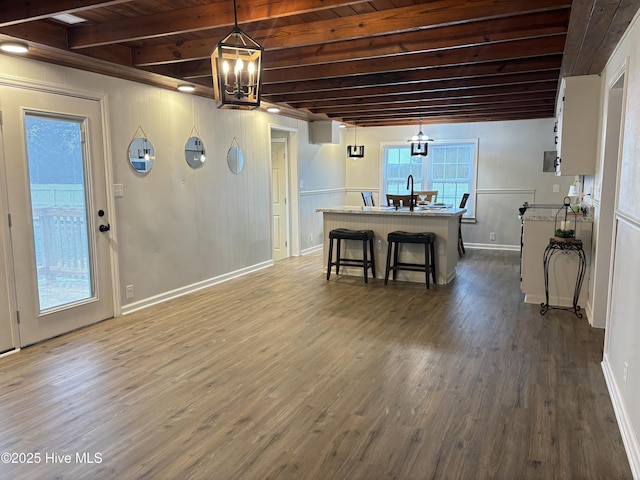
379,139,478,218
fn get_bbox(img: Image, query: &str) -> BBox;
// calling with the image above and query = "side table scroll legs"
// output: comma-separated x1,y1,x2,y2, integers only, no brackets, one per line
540,238,585,319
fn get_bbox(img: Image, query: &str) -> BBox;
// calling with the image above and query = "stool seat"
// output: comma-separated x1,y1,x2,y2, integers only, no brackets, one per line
327,228,376,283
387,231,436,244
329,228,374,241
385,230,436,289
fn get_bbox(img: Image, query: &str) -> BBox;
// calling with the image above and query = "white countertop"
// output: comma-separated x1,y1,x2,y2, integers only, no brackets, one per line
317,205,466,217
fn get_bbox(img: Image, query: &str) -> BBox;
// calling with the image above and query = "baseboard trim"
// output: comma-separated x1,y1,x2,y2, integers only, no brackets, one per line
121,260,274,315
585,301,599,328
466,243,520,252
602,355,640,479
0,348,20,359
301,245,323,255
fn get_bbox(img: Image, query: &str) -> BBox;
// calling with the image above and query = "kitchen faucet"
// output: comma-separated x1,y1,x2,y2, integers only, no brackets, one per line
407,174,414,212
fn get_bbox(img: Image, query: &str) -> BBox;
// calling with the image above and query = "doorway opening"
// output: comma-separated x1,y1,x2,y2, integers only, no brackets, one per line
592,68,625,330
269,125,300,259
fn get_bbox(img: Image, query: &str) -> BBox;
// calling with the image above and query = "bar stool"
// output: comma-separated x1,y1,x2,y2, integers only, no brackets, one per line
384,231,436,289
327,228,376,283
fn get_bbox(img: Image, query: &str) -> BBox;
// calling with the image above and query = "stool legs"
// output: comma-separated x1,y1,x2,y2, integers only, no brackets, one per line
424,243,430,289
430,242,436,284
369,238,376,278
384,238,436,289
361,238,368,283
384,241,393,284
327,233,375,283
327,236,334,280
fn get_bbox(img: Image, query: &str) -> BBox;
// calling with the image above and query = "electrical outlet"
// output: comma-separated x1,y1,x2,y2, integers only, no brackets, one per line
309,233,313,243
490,232,496,241
624,361,629,387
553,184,560,193
125,285,134,299
114,183,124,197
377,239,382,250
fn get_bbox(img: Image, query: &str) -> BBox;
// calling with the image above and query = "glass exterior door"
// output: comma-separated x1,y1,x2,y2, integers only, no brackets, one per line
0,85,113,347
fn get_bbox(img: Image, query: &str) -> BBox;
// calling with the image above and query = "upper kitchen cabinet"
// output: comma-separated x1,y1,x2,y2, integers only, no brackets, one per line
555,75,601,176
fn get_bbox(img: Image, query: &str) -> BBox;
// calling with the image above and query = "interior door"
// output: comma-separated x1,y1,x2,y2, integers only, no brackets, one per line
271,139,289,261
0,141,16,353
0,85,113,347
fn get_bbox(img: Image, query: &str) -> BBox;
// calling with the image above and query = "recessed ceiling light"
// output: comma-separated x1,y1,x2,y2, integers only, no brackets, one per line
0,42,29,54
51,13,86,24
266,107,280,113
177,85,196,93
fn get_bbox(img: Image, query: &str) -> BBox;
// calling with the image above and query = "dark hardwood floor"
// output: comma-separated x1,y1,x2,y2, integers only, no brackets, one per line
0,250,632,479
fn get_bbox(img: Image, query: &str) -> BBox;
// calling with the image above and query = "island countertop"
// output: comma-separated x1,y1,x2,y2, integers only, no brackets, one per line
317,205,466,217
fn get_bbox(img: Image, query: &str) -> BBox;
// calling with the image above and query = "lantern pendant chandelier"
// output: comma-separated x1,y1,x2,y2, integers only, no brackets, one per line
347,121,365,159
408,117,433,156
211,0,263,110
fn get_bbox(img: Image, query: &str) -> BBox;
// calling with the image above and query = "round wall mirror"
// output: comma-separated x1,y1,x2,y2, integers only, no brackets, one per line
185,136,206,169
227,145,244,175
128,137,155,173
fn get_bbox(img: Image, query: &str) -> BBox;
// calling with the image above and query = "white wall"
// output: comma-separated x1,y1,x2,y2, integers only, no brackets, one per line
345,119,574,248
0,53,339,313
598,8,640,478
297,123,347,252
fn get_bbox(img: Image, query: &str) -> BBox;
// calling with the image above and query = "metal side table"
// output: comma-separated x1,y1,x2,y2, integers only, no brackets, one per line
540,237,586,318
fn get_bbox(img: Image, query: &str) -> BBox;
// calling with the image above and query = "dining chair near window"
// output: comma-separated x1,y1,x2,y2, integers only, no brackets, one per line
458,193,470,257
386,194,414,207
414,190,438,203
361,191,375,206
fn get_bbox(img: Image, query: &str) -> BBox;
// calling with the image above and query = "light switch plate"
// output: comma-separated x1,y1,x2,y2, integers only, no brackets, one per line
553,184,560,193
114,184,124,197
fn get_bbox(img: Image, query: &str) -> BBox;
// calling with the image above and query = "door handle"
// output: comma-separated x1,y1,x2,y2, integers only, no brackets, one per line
99,224,111,232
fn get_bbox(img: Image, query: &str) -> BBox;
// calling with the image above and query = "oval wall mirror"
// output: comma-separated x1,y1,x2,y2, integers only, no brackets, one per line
128,137,155,173
185,136,206,169
227,145,245,175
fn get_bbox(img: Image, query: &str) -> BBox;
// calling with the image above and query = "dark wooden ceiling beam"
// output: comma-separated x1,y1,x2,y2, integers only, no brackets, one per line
293,81,558,110
357,112,550,126
253,0,571,50
351,108,555,126
265,10,570,69
67,0,373,48
130,0,570,66
0,20,70,50
341,103,553,124
176,43,564,84
262,35,566,84
260,56,563,96
267,70,560,104
0,0,133,27
323,92,556,116
0,21,133,64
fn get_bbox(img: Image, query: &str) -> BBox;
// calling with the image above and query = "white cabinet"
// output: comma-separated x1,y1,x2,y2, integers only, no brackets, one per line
555,75,600,176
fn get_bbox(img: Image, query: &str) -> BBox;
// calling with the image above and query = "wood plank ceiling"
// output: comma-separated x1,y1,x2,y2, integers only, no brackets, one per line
1,0,639,127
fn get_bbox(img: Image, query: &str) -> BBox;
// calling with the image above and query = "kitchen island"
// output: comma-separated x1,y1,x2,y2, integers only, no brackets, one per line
317,205,466,284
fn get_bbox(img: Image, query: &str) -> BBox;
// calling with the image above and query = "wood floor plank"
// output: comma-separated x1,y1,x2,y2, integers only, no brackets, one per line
0,250,632,479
